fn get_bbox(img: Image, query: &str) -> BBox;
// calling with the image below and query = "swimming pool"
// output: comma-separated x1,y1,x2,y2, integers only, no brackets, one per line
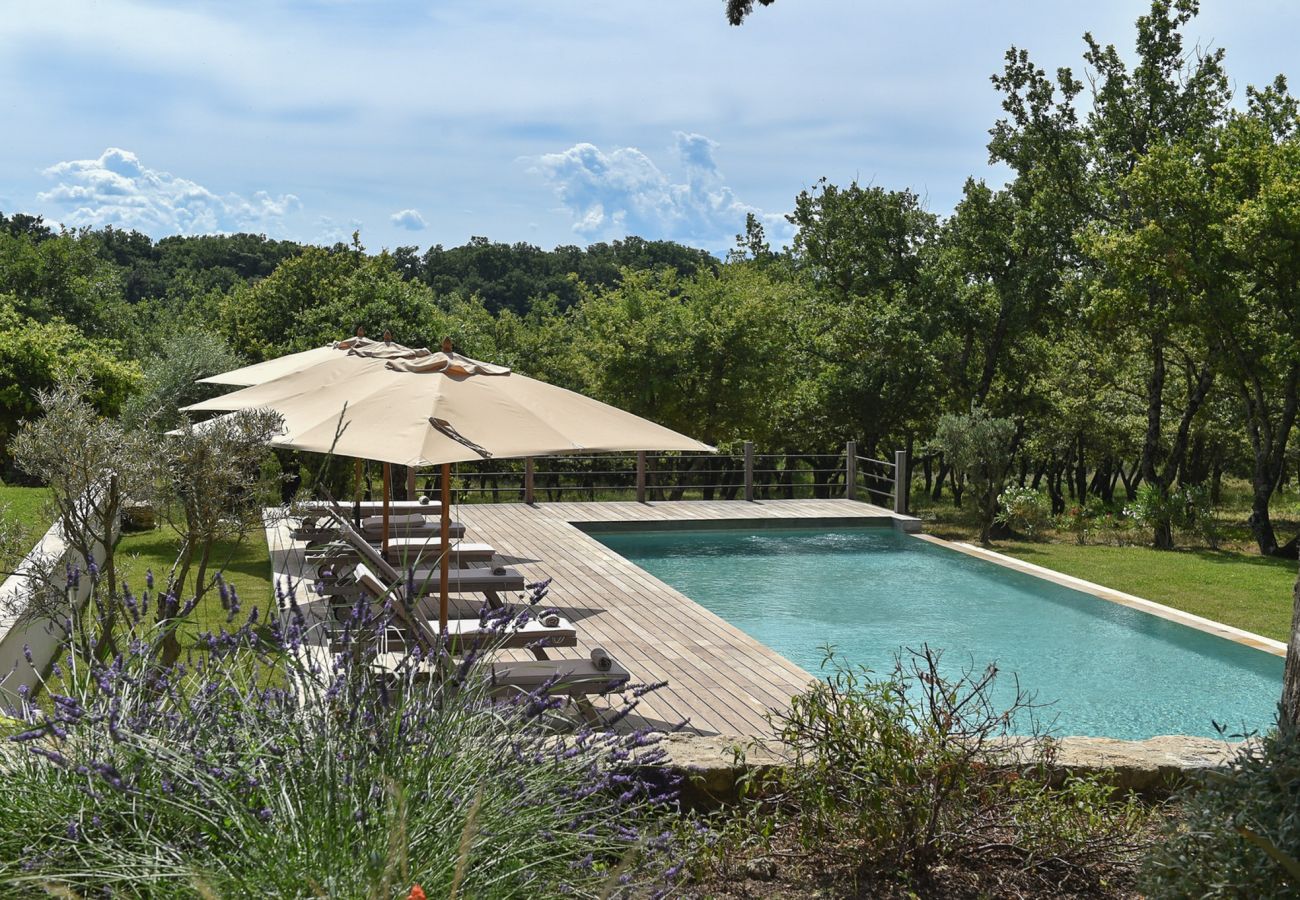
591,526,1284,740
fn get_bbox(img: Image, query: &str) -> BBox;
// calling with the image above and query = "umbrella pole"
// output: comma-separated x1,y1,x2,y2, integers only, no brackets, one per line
440,462,450,632
353,459,363,526
382,462,391,558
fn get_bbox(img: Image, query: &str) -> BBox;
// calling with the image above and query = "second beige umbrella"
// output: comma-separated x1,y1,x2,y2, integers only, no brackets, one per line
187,342,713,630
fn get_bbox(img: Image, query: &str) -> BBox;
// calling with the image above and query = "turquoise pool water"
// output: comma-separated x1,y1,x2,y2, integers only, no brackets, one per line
592,526,1284,740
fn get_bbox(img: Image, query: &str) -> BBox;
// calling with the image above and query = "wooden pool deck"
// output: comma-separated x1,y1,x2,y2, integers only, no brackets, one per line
266,498,916,739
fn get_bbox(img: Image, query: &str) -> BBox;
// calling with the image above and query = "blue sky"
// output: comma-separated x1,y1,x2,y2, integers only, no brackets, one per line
2,1,1298,254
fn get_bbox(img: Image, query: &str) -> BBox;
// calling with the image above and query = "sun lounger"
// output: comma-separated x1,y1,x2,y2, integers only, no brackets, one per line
487,649,631,696
357,515,461,538
373,613,578,654
307,539,496,568
320,509,551,657
326,565,526,601
383,535,495,563
337,563,574,654
299,499,442,517
291,517,466,545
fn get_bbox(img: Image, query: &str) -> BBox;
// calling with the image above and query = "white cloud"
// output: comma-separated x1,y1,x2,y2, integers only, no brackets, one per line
36,148,300,236
390,208,427,231
315,215,364,246
529,131,790,249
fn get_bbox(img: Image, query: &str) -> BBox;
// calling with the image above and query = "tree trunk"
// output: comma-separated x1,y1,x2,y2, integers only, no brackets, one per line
1153,520,1174,551
1074,433,1088,501
931,456,949,502
1118,458,1141,500
1030,458,1046,491
1283,568,1300,731
1249,483,1281,558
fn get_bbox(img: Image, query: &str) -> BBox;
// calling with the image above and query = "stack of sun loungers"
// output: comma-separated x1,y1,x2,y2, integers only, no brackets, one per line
291,503,630,717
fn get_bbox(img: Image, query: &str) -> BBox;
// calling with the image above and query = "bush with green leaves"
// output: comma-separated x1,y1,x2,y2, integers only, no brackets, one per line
996,485,1052,539
1142,717,1300,898
1,570,684,898
1124,482,1220,549
1057,495,1109,545
686,648,1149,895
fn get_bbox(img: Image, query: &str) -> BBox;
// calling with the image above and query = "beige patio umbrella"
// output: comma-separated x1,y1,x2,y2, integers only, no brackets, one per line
186,340,713,631
199,333,424,387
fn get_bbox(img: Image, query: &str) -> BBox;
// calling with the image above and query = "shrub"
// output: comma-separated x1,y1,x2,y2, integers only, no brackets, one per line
1179,483,1222,549
996,485,1052,539
1056,495,1108,545
1124,482,1220,550
0,570,684,898
687,648,1149,895
1142,718,1300,898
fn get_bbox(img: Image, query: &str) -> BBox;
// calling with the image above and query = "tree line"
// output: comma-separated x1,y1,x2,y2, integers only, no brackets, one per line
1,1,1297,558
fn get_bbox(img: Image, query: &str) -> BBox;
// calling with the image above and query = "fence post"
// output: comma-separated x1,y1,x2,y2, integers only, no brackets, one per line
524,457,535,505
636,452,647,503
894,449,909,514
743,441,755,501
845,441,857,500
405,467,417,500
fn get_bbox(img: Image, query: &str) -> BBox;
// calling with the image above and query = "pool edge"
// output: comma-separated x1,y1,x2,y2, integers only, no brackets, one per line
911,534,1287,658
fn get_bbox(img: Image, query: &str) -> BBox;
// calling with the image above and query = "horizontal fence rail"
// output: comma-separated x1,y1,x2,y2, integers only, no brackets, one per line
371,442,911,514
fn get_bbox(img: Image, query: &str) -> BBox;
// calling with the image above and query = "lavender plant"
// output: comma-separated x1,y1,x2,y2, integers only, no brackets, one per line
1,566,685,898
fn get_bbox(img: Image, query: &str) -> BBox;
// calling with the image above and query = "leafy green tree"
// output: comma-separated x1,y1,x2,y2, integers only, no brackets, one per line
0,226,132,338
1075,0,1232,549
570,265,796,448
1214,91,1300,556
218,242,452,358
0,296,140,473
786,179,941,455
789,178,934,305
726,0,774,25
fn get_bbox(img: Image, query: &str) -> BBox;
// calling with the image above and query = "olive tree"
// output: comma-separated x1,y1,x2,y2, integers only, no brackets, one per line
11,381,152,660
152,409,282,664
932,407,1018,545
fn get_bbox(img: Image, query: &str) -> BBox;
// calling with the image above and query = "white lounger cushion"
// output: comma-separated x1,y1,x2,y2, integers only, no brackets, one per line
369,617,578,657
359,521,465,538
407,569,526,593
345,563,525,601
309,541,497,566
301,500,441,515
384,538,494,559
487,658,631,696
361,513,428,529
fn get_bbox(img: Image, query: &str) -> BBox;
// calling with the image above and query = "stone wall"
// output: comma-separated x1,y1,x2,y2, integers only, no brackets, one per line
655,731,1249,806
0,510,114,707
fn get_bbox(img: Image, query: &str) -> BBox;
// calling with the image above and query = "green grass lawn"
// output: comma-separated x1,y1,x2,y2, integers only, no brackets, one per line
909,483,1299,643
992,541,1295,642
115,528,275,650
0,484,52,564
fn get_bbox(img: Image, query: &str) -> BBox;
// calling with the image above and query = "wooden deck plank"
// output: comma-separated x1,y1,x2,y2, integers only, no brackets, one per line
265,499,902,738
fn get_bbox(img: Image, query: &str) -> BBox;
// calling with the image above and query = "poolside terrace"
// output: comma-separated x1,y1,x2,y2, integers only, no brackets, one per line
267,498,919,738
